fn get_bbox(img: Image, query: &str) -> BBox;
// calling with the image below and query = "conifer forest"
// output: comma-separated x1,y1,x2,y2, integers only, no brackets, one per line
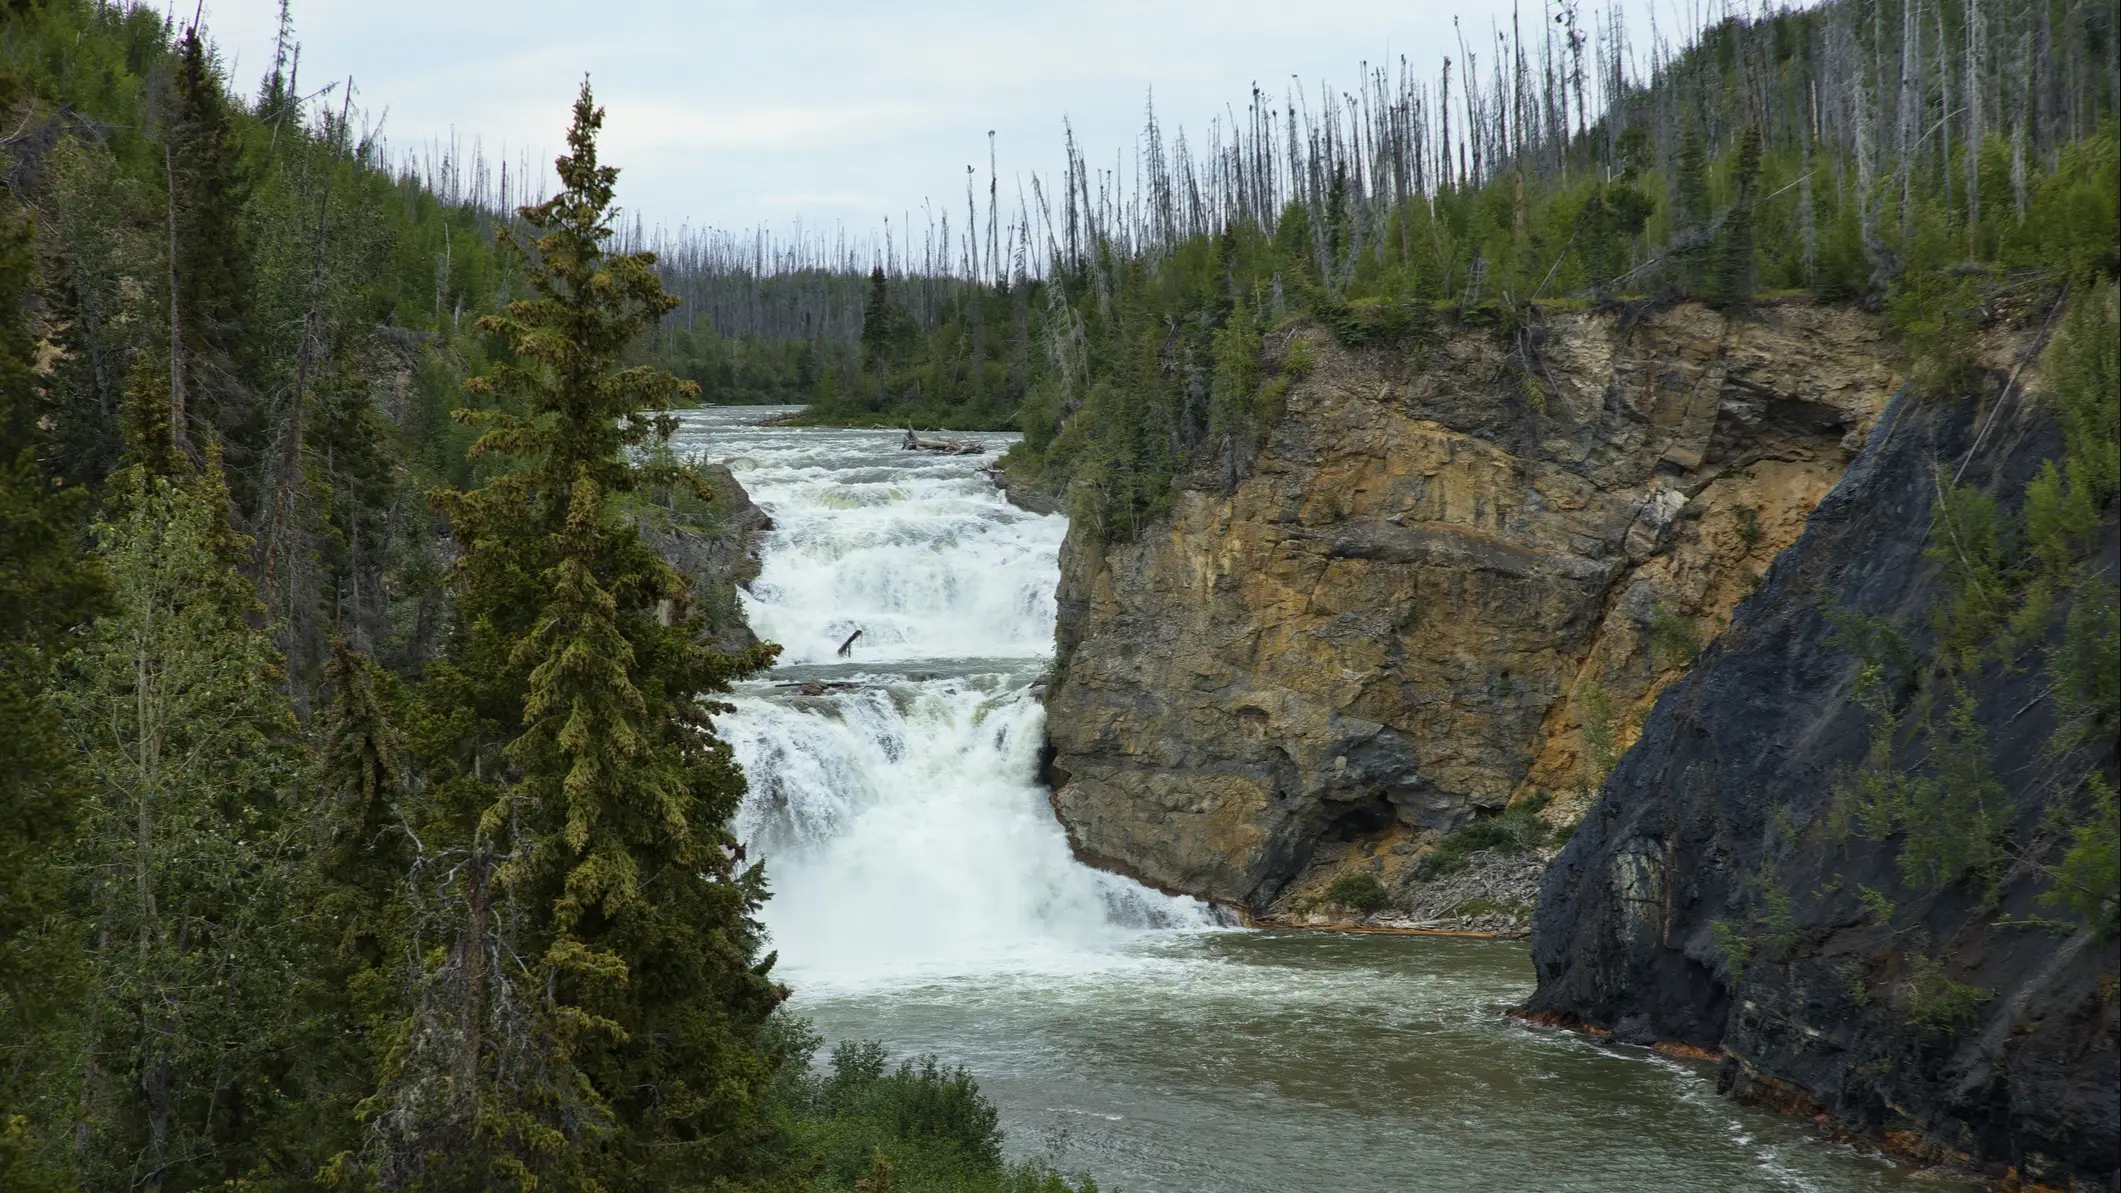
0,0,2115,1190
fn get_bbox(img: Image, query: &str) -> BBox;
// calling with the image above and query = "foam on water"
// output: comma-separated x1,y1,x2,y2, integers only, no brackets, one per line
668,408,1212,990
668,407,1963,1193
702,419,1067,664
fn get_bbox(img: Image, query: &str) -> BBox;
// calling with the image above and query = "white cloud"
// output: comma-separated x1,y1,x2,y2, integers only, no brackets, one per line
201,0,1689,233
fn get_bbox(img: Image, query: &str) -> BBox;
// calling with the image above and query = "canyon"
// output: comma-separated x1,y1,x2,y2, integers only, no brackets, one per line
1025,293,2117,1189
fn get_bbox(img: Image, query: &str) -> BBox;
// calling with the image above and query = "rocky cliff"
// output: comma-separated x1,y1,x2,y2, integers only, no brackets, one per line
1044,301,1899,918
636,461,773,654
1525,355,2119,1189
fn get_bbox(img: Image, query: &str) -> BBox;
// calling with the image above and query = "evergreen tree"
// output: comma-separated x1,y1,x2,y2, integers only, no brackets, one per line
1671,123,1712,296
1716,124,1764,310
1579,127,1654,295
57,460,304,1193
286,637,413,1177
857,266,916,396
0,181,108,1193
316,638,412,936
167,23,262,504
372,82,788,1192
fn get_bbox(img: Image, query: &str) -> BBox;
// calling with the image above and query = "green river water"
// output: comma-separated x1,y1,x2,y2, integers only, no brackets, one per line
685,410,1969,1193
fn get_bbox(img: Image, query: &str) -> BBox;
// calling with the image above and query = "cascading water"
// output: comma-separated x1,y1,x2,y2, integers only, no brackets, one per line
668,406,1959,1193
668,410,1210,989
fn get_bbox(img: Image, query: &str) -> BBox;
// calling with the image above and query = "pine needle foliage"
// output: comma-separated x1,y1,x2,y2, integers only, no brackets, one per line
57,460,306,1193
392,81,789,1192
0,181,108,1193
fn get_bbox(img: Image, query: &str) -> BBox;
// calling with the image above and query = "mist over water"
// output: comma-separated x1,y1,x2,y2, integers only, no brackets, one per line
670,407,1963,1193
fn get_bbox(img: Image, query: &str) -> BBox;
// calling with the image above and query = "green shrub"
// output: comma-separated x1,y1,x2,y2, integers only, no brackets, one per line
1323,869,1389,913
1756,886,1798,959
1709,918,1752,980
1836,959,1873,1006
1417,795,1551,878
1924,476,2012,670
1575,684,1620,799
1886,258,1984,395
1323,293,1430,348
1735,505,1763,549
769,1018,1099,1193
1856,884,1896,924
1648,606,1703,666
1897,689,2009,895
1902,954,1993,1033
2043,773,2120,935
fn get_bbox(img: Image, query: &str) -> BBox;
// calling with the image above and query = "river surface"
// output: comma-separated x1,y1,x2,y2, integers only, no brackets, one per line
670,406,1962,1193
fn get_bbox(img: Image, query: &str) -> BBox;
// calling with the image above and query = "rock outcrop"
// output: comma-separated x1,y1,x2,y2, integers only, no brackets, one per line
1525,377,2118,1189
636,461,772,654
1044,301,1900,915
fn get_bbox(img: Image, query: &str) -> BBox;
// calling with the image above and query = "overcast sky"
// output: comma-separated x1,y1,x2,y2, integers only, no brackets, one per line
202,0,1687,240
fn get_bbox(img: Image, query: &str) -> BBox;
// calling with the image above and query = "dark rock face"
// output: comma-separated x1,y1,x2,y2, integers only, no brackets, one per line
635,462,772,654
1528,390,2119,1189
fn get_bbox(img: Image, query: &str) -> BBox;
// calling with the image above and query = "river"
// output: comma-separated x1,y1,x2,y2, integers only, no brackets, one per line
669,406,1963,1193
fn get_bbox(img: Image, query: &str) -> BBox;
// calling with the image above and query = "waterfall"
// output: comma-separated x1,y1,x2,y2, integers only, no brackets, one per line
671,410,1211,990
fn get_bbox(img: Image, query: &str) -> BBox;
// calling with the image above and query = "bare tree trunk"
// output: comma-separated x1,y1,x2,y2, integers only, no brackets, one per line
455,842,490,1120
1966,0,1984,247
1897,0,1923,240
2012,116,2029,221
164,145,191,463
134,622,172,1193
1801,96,1818,288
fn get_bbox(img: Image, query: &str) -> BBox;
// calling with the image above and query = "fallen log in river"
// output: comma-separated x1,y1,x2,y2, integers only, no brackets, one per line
901,429,983,454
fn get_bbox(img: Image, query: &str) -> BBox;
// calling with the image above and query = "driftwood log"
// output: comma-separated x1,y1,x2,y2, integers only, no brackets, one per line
901,429,982,455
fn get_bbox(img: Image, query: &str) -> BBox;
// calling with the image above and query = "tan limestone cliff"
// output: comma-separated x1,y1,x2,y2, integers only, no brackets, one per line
1044,300,1900,917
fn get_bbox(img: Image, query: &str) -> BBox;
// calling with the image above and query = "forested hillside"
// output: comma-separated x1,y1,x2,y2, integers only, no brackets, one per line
813,0,2117,536
0,4,1091,1190
1,0,2115,1187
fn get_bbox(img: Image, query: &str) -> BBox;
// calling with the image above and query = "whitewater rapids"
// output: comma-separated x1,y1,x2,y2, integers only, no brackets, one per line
667,408,1211,989
666,406,1935,1193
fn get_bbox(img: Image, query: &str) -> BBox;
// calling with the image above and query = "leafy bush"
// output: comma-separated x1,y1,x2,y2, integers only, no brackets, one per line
2043,774,2120,935
1417,795,1551,879
1897,690,2010,894
769,1019,1098,1193
1323,869,1389,913
1575,684,1621,799
1856,885,1896,924
1902,954,1994,1033
1885,254,1985,394
1648,606,1703,667
1709,918,1753,980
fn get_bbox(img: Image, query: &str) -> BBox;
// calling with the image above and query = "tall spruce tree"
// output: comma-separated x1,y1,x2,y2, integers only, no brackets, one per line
285,637,414,1179
857,265,916,399
1715,124,1764,310
1671,123,1712,296
0,181,108,1193
167,24,262,506
372,82,788,1192
1579,126,1654,295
